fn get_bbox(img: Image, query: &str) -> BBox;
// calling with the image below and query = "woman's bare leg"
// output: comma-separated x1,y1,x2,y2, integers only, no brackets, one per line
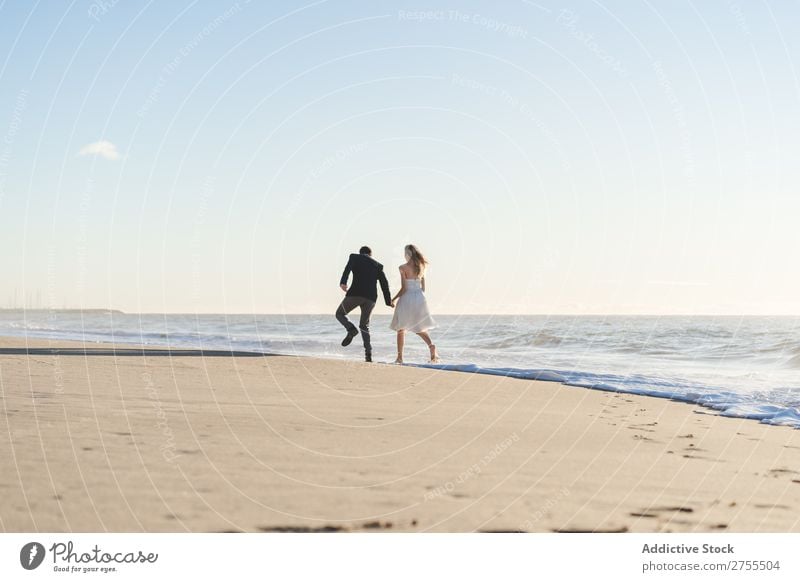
416,331,438,362
395,330,405,363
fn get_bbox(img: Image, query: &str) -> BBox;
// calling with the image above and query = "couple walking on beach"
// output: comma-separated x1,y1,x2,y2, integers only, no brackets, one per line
335,244,438,364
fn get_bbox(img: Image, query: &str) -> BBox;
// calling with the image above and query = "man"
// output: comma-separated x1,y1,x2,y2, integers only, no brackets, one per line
336,246,392,362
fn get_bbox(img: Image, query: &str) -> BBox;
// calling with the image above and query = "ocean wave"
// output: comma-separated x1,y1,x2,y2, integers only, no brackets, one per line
414,362,800,429
720,404,800,427
760,338,800,352
480,332,565,349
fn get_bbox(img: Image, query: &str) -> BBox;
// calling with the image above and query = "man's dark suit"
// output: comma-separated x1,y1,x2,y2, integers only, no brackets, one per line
335,252,392,357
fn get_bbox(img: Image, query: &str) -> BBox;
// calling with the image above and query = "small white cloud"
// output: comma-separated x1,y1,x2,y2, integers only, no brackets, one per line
646,280,709,287
77,140,120,160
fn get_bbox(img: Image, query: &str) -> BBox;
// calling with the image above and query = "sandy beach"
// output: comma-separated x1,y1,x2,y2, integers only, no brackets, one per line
1,335,798,533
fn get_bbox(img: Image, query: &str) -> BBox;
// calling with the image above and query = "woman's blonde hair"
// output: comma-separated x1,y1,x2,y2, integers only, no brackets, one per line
404,244,428,276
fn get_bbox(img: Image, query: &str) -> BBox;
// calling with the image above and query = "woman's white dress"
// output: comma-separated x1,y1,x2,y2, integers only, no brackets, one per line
390,278,436,332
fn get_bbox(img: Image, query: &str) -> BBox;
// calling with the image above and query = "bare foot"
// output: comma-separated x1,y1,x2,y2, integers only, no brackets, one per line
394,357,404,364
429,345,439,363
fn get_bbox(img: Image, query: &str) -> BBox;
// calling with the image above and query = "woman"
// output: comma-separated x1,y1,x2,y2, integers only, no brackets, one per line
390,244,438,363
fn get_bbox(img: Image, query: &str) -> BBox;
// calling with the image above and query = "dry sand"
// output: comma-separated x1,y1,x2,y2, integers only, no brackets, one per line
1,336,799,533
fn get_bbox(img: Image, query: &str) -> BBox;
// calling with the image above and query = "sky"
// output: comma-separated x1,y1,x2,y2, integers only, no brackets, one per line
0,0,799,315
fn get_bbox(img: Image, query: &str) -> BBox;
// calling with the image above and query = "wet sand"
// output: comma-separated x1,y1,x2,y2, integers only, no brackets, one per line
1,336,799,532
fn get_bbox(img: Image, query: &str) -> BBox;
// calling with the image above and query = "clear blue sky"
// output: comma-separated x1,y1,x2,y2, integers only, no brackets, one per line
1,0,798,314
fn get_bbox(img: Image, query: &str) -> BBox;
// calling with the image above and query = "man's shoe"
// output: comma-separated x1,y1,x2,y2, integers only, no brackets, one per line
365,353,372,363
341,329,358,347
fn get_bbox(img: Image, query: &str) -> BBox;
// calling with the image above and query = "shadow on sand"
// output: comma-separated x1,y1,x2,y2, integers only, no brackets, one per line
0,347,272,357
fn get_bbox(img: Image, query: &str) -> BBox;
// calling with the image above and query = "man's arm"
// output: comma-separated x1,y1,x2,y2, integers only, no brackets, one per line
378,268,392,306
340,256,353,291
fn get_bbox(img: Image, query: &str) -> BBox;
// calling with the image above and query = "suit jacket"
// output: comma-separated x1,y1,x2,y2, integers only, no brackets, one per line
340,253,392,305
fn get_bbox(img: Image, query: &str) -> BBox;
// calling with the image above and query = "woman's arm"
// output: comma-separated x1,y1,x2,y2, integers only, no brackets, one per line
391,267,407,303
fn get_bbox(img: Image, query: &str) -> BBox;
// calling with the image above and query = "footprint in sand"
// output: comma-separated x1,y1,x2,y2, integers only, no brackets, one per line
361,521,393,530
631,506,700,528
769,468,798,476
257,525,346,532
644,506,694,514
628,426,656,433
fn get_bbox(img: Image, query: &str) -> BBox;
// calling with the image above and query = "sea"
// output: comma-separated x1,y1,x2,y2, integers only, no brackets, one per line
1,310,798,429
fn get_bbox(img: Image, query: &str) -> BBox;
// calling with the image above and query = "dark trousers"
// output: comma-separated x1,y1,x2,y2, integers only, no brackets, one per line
335,296,376,355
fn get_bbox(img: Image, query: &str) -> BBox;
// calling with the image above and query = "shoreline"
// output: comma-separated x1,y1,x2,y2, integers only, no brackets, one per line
1,335,799,532
1,309,797,433
4,324,797,431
